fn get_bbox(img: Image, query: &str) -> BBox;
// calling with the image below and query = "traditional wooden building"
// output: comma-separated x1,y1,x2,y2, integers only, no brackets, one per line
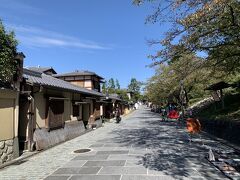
19,68,105,151
0,61,130,165
54,70,105,121
101,94,129,119
54,70,104,91
54,71,129,120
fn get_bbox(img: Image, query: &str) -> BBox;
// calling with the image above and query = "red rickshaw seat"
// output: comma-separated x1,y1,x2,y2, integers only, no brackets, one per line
167,110,180,119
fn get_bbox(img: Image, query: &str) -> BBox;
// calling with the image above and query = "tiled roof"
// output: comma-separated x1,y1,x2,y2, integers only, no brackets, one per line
108,94,122,101
54,70,104,79
23,68,104,97
28,67,57,74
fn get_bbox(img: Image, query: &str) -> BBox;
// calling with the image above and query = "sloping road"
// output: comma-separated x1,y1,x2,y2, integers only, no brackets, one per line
0,107,230,180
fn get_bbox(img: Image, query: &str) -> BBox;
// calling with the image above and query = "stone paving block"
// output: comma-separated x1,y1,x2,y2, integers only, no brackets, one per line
108,154,142,160
129,149,153,155
147,169,167,176
63,160,87,167
186,161,213,169
188,177,207,180
112,147,131,150
44,175,70,180
89,144,104,148
90,147,119,151
103,143,129,147
73,154,109,160
148,168,200,177
97,150,129,155
103,143,121,147
53,167,101,175
196,169,229,180
121,175,175,180
97,140,115,143
83,160,126,167
73,150,97,156
173,176,206,180
99,166,147,175
125,160,143,166
70,175,121,180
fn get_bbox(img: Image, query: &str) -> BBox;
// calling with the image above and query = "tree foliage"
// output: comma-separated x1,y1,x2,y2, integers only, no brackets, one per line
128,78,142,93
108,78,116,94
134,0,240,75
103,78,143,102
145,53,223,105
0,20,18,84
115,79,120,89
128,78,142,102
115,89,129,101
102,78,129,101
102,81,107,94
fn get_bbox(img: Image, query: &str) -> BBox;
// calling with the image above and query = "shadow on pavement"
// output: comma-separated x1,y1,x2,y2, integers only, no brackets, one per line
107,109,227,179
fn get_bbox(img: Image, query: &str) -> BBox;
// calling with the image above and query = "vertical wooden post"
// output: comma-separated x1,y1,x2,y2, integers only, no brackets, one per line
27,95,34,151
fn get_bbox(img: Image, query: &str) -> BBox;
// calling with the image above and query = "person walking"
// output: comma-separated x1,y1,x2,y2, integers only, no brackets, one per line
160,104,167,121
115,107,121,123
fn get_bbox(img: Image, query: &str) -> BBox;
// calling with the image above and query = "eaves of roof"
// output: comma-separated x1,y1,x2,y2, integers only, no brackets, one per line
23,69,104,97
54,71,104,80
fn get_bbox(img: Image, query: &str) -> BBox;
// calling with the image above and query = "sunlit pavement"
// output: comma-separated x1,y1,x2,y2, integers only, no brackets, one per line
0,107,231,180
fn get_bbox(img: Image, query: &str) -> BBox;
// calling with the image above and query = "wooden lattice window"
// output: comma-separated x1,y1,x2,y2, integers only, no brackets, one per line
47,99,64,130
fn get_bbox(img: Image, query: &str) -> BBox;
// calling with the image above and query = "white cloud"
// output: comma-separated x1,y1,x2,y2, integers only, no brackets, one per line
6,24,113,50
0,0,42,15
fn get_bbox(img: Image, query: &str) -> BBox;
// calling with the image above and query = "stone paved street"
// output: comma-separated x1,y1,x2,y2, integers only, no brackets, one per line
0,107,234,180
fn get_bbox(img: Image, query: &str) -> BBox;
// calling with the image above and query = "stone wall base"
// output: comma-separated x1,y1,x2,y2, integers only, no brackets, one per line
34,121,86,150
199,118,240,146
0,137,19,165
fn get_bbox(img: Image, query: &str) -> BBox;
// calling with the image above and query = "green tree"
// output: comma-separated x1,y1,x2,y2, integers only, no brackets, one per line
115,89,129,101
128,78,141,92
145,53,218,106
108,78,115,94
128,78,142,102
0,20,18,84
115,79,120,89
108,78,115,89
134,0,240,75
102,81,107,94
104,78,129,101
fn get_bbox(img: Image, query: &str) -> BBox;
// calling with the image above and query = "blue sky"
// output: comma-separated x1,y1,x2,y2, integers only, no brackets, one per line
0,0,166,88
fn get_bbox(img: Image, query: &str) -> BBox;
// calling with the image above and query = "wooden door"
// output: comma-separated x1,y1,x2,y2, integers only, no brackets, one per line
18,95,30,151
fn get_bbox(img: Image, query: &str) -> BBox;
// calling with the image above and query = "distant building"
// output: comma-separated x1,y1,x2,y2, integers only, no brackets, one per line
54,70,104,92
